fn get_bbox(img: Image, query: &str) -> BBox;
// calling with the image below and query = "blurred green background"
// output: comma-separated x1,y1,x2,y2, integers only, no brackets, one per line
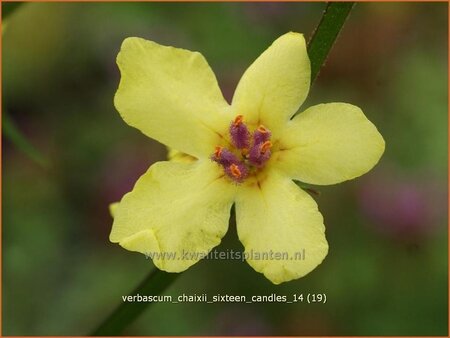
2,2,448,336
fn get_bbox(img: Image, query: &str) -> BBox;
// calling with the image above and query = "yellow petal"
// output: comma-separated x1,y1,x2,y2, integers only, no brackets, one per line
109,202,120,218
235,170,328,284
120,230,160,256
231,32,310,136
167,147,197,163
276,103,385,185
110,160,236,272
115,37,232,159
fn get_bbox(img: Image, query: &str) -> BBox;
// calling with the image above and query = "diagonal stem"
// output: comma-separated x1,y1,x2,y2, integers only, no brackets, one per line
2,112,49,168
307,2,355,83
92,269,179,335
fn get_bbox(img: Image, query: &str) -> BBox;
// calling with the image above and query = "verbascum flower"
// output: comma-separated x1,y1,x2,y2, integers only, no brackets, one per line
109,32,385,284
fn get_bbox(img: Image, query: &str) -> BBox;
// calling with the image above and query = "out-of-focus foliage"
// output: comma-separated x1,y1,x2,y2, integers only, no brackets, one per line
2,2,447,336
2,2,23,19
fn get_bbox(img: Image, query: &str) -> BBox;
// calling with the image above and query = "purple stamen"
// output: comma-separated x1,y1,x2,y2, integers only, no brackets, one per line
248,141,272,168
229,115,250,149
253,125,271,145
211,147,239,166
224,162,248,183
211,116,273,183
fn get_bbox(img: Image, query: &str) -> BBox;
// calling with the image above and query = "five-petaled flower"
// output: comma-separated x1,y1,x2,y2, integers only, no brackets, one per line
109,32,385,284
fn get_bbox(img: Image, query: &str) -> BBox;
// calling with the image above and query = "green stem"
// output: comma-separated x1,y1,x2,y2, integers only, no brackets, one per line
3,112,49,168
308,2,355,83
92,269,179,335
91,2,355,335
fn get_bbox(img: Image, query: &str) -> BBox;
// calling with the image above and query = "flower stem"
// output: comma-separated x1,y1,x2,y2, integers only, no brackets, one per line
91,269,179,335
2,112,49,168
308,2,355,83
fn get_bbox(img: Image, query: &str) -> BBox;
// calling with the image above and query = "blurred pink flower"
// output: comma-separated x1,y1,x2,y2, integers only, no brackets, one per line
215,308,271,335
358,169,445,239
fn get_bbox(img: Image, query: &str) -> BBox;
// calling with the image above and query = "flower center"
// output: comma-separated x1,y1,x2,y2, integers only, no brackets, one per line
211,115,272,183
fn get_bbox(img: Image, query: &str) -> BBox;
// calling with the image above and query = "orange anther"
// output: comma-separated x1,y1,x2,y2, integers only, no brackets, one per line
229,164,242,178
233,115,244,126
257,125,269,133
260,141,272,154
214,146,223,158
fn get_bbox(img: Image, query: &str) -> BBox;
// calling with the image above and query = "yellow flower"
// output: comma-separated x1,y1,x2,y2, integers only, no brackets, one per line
109,32,385,284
